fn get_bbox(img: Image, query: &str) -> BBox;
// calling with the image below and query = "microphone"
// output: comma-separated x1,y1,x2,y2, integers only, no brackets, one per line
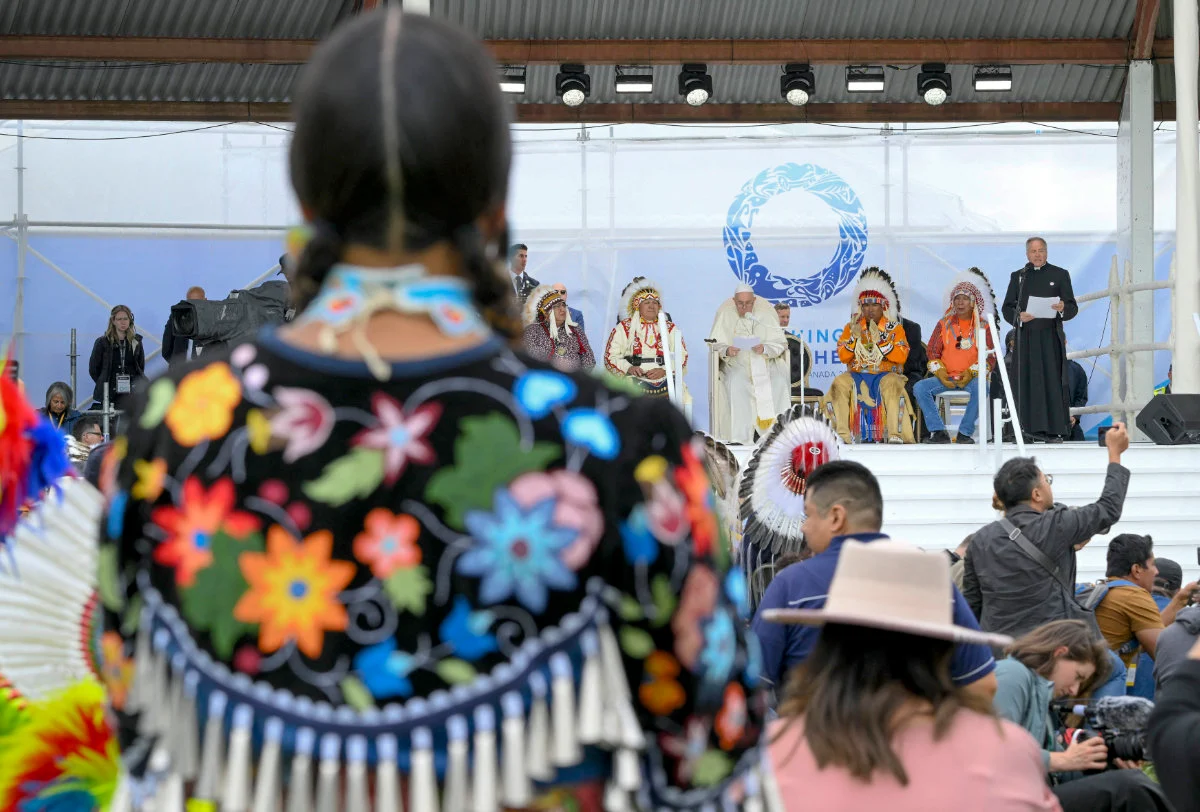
1051,696,1154,730
1022,262,1034,274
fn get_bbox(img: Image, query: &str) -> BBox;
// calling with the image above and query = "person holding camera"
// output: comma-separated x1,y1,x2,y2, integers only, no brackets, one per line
963,423,1130,641
88,304,145,412
994,620,1171,812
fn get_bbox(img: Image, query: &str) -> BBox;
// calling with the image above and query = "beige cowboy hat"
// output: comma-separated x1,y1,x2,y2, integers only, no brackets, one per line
761,539,1013,648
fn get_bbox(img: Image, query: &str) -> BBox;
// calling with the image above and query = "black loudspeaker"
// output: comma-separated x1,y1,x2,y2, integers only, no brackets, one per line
1136,394,1200,445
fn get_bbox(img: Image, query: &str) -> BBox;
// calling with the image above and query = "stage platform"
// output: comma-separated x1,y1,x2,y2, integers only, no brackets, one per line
726,441,1200,583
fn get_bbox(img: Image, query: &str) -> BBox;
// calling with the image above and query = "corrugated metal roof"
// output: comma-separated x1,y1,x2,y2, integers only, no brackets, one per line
437,0,1137,40
0,61,300,103
0,0,354,38
0,0,1152,114
0,60,1124,106
0,0,1141,40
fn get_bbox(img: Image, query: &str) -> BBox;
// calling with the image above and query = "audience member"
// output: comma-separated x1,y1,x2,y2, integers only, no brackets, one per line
766,541,1055,812
993,620,1110,774
1147,635,1200,812
1133,557,1182,698
38,380,81,434
1093,535,1199,698
1152,560,1200,692
751,460,997,700
963,423,1130,639
88,304,146,411
994,620,1169,812
161,285,207,366
945,534,972,591
68,417,103,471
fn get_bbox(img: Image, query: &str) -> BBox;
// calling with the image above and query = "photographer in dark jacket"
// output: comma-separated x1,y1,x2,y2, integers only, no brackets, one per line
963,423,1131,640
1148,634,1200,812
88,304,146,411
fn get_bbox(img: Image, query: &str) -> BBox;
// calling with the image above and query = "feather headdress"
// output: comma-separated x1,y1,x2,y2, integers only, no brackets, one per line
851,267,900,322
737,407,841,613
943,267,998,325
619,277,663,321
693,431,742,562
0,477,105,700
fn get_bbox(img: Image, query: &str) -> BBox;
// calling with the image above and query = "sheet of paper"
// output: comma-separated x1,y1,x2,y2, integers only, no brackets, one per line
733,336,760,350
1025,295,1061,319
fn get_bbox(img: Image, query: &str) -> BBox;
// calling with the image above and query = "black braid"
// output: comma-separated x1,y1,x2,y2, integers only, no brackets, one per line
451,222,521,343
293,221,345,312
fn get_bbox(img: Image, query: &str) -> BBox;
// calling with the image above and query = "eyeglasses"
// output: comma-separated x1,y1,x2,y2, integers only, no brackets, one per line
1043,473,1054,485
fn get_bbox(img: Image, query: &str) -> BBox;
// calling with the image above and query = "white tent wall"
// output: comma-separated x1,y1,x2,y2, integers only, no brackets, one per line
0,121,1179,427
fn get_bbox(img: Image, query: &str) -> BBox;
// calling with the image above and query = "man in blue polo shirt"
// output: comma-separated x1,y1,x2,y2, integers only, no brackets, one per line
750,459,998,700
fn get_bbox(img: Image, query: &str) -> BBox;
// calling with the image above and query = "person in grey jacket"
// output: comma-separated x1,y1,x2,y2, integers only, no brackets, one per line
1154,604,1200,692
963,423,1131,638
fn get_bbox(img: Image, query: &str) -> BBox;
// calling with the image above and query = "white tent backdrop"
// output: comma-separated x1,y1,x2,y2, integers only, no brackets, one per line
0,121,1179,426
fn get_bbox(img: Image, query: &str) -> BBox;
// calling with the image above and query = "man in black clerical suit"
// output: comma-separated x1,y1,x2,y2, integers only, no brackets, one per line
509,243,539,305
1001,236,1078,442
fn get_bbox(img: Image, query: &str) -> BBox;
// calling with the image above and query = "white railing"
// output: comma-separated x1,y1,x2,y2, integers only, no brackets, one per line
976,313,1026,460
1067,255,1174,426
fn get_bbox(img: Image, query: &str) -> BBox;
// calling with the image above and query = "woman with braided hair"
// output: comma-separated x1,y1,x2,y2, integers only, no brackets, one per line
93,9,767,810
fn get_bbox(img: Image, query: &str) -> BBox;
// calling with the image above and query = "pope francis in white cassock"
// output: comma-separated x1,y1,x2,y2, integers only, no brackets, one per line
708,284,791,444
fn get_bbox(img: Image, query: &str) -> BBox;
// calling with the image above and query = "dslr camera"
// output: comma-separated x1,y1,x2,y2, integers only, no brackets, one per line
1053,696,1151,769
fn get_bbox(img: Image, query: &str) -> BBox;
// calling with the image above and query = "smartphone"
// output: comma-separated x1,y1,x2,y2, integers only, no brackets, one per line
1097,425,1112,447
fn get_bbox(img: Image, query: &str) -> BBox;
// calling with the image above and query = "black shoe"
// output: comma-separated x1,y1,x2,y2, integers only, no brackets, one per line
925,430,951,444
955,433,975,444
1044,435,1065,444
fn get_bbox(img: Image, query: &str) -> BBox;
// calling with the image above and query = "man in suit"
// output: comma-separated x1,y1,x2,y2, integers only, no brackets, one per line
509,243,539,305
162,285,207,367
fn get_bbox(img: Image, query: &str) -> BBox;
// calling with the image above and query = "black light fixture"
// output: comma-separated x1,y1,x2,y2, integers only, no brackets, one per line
780,63,815,106
974,65,1013,92
556,64,591,107
917,62,952,105
678,63,712,106
498,66,526,94
615,65,654,93
846,65,886,93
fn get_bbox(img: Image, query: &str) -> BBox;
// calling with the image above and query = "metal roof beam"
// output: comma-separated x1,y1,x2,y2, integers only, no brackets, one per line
489,37,1167,66
513,102,1130,123
0,35,1176,65
1129,0,1162,60
0,99,1177,123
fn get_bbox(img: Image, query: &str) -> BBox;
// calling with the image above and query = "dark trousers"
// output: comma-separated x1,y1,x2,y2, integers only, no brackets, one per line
1053,770,1173,812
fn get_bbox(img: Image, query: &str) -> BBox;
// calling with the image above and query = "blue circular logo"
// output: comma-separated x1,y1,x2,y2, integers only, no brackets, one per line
723,163,868,307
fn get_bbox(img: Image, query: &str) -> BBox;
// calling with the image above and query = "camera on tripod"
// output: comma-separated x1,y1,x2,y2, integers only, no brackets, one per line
170,279,294,353
1052,696,1151,770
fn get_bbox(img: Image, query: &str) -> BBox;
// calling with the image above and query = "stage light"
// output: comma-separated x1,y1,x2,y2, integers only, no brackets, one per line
846,65,885,93
917,62,951,105
615,66,654,94
974,65,1013,92
556,64,591,107
678,63,712,106
498,66,526,94
780,63,815,106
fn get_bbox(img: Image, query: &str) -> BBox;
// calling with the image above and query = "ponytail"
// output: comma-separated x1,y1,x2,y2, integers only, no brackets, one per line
451,222,521,343
292,220,345,312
